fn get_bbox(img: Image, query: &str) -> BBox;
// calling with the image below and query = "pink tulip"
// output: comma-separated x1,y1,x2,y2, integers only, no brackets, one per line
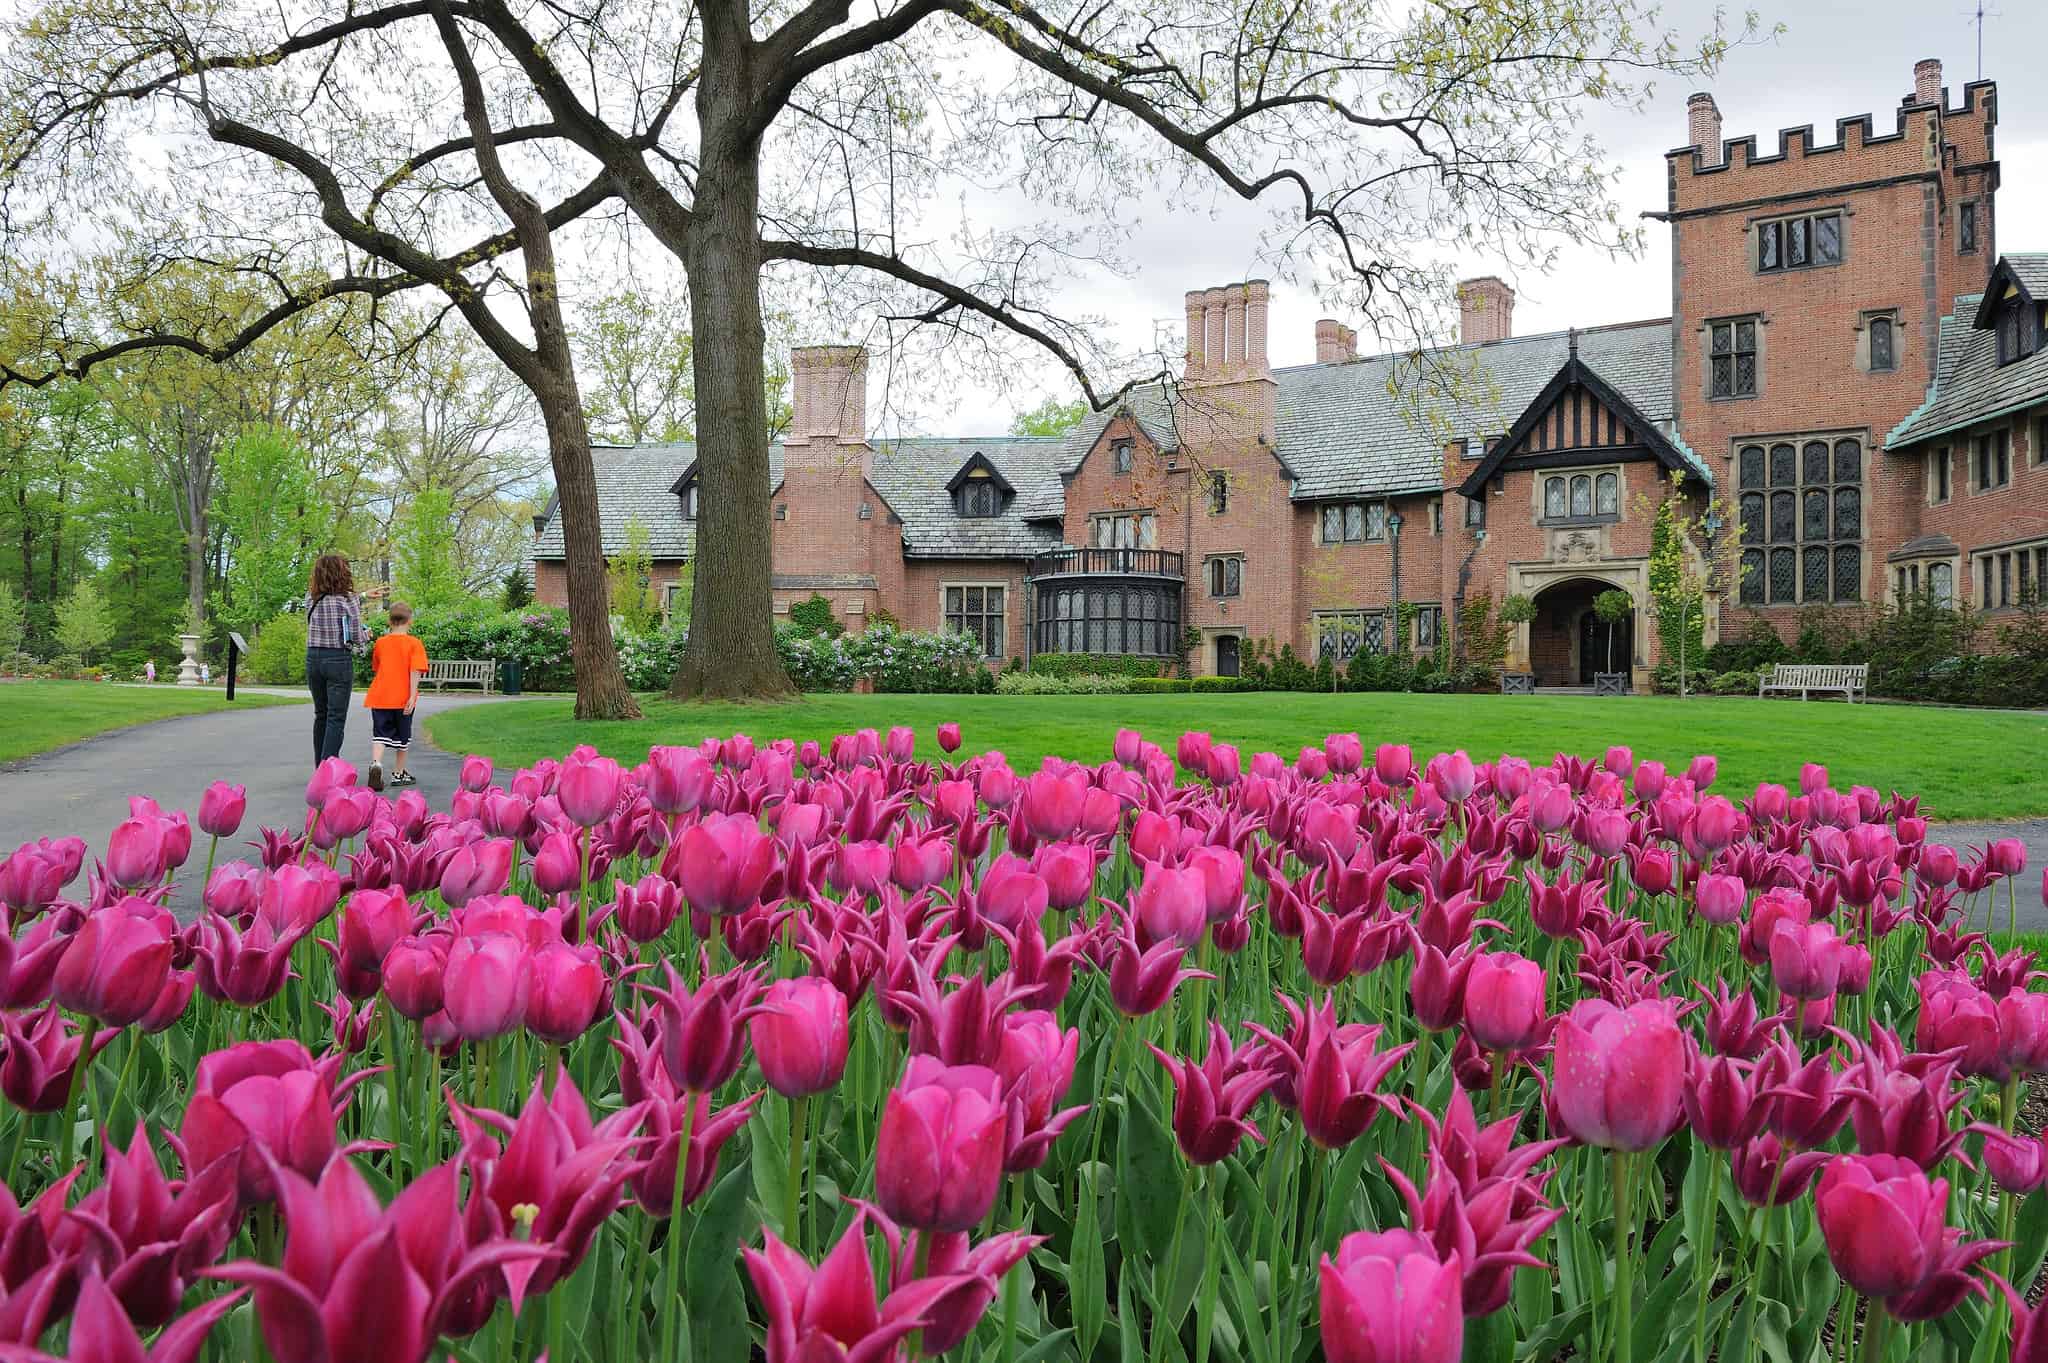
875,1056,1006,1232
558,750,625,827
1739,888,1811,966
197,781,247,838
936,721,962,753
1134,860,1207,947
750,977,850,1098
744,1210,976,1363
380,934,448,1020
1695,873,1747,926
671,813,777,916
645,745,712,814
104,817,166,890
1152,1023,1279,1163
1769,920,1845,1000
54,899,175,1026
1032,841,1095,910
1462,952,1546,1053
0,1004,113,1111
525,941,605,1044
1374,743,1414,786
650,956,762,1093
1020,769,1088,842
530,830,582,896
995,1010,1085,1173
1550,997,1686,1151
457,753,493,791
1113,727,1142,766
438,838,513,908
340,887,413,973
609,874,683,944
1690,796,1738,850
1685,754,1717,790
442,932,531,1041
981,854,1049,929
1432,751,1477,803
179,1040,347,1207
1915,972,2001,1077
1814,1154,1948,1298
1919,843,1959,887
1320,1229,1463,1363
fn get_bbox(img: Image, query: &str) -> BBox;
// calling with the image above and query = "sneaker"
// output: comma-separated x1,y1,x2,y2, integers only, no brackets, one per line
393,771,418,787
367,762,385,792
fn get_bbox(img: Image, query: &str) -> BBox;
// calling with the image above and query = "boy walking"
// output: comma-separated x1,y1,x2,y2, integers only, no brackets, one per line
364,602,429,792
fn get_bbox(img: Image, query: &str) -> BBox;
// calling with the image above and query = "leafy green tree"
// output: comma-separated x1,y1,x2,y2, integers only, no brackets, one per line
54,580,114,663
212,426,335,638
0,581,25,658
390,488,469,617
501,566,534,611
606,520,662,636
1010,396,1088,438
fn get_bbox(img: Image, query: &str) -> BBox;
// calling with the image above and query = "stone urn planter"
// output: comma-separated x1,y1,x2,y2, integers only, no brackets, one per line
176,634,203,687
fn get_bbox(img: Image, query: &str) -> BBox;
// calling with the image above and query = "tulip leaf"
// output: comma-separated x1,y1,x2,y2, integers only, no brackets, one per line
750,1106,789,1235
1462,1306,1513,1363
1004,1329,1077,1363
1119,1264,1143,1363
1514,1301,1590,1363
1632,1242,1703,1363
687,1163,759,1363
1214,1231,1271,1363
1072,1166,1109,1362
1512,1261,1554,1335
1116,1089,1181,1259
1647,1289,1738,1363
2015,1188,2048,1289
1314,1137,1376,1255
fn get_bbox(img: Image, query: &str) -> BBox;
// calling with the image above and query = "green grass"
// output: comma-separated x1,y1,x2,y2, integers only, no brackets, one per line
428,690,2048,823
0,681,303,763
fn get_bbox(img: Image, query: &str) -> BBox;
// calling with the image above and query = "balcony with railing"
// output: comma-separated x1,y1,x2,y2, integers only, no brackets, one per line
1024,547,1185,581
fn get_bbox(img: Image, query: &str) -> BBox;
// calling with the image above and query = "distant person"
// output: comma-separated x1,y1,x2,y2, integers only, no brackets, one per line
199,661,210,685
144,660,156,684
304,554,386,766
364,600,429,791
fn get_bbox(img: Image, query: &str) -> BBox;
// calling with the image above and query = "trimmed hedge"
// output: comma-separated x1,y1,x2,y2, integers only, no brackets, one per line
1191,675,1249,693
1127,677,1194,694
1029,653,1170,679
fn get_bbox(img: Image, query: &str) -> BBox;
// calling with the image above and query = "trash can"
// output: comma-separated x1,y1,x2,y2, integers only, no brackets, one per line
499,659,523,695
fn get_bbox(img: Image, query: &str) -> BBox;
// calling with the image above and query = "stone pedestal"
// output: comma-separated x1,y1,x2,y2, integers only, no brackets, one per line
1499,671,1535,695
176,634,202,687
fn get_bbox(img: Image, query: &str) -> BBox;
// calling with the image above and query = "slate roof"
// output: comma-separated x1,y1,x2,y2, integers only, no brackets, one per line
1890,257,2048,448
868,437,1068,558
1276,318,1688,500
531,442,789,560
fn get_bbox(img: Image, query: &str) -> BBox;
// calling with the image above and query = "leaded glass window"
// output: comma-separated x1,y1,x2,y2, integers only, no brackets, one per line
1760,212,1840,272
1710,319,1758,398
944,585,1005,657
1736,433,1864,603
1869,317,1894,371
1544,478,1566,519
1569,475,1592,517
1595,473,1618,515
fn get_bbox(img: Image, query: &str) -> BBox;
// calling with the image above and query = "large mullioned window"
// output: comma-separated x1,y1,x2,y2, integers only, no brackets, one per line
1738,435,1864,606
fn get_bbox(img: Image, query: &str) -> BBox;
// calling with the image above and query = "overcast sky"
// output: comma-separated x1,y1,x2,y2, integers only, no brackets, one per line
944,0,2048,435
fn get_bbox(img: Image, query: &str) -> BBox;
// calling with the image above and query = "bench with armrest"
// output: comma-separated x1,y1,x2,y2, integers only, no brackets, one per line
1757,663,1866,702
425,659,496,692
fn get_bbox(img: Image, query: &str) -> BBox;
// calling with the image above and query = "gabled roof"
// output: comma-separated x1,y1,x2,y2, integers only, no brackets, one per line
1889,262,2048,449
869,437,1067,559
1060,389,1181,477
1279,317,1680,501
944,450,1015,496
532,442,774,560
1971,254,2048,329
1455,341,1706,497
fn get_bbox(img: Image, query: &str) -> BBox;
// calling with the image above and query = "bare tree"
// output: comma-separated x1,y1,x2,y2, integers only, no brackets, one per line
2,0,1748,700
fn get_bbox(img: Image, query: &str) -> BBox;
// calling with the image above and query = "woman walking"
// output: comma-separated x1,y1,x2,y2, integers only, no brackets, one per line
304,555,385,766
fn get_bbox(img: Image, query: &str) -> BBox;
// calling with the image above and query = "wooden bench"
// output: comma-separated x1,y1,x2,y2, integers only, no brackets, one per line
1758,663,1866,702
425,659,496,692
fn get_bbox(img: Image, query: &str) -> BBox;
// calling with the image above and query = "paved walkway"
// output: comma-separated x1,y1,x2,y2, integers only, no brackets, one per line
0,692,519,915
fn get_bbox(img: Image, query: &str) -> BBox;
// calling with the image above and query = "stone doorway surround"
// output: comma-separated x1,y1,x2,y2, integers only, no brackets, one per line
1510,558,1649,691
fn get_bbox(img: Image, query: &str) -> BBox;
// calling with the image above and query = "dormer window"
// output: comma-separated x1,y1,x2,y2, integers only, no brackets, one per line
955,479,1000,518
1996,298,2039,367
677,479,698,519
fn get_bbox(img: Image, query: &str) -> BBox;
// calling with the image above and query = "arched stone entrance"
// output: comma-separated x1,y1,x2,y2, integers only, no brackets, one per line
1529,576,1633,686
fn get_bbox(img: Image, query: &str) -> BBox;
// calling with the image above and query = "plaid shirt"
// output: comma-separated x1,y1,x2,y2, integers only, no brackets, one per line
305,593,367,655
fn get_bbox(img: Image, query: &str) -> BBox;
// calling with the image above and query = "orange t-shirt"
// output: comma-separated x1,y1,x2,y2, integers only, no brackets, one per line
364,633,429,709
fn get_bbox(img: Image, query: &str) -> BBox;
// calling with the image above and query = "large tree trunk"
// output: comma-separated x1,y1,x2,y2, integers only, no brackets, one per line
668,26,795,702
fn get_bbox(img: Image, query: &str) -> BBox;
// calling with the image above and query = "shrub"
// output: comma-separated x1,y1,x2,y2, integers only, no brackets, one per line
363,605,576,691
844,625,983,693
616,624,690,691
1191,675,1248,693
775,627,858,691
1029,653,1165,679
247,614,309,684
1127,677,1193,694
997,671,1131,695
45,653,86,680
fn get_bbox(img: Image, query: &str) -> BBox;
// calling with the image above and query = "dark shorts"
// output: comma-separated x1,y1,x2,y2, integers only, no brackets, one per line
370,708,415,750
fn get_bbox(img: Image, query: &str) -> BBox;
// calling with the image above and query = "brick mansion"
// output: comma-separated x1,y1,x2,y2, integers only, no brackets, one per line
532,58,2048,688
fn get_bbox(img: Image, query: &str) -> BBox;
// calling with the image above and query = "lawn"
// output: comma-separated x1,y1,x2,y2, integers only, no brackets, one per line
429,690,2048,822
0,681,302,764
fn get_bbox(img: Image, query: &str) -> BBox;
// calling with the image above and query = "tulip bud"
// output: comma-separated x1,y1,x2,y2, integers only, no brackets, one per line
525,942,605,1044
749,977,850,1098
197,782,247,839
442,932,531,1040
876,1056,1006,1231
1551,997,1685,1151
1320,1230,1463,1363
1462,952,1546,1053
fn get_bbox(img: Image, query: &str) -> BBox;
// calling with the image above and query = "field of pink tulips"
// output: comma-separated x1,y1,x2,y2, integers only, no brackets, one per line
0,725,2043,1363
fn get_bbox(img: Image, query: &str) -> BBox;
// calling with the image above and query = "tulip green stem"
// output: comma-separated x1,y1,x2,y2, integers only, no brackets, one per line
1152,1180,1194,1363
576,825,591,944
785,1094,809,1256
5,1113,26,1190
57,1018,98,1173
1860,1301,1892,1363
1194,1166,1223,1363
1693,1152,1721,1363
657,1090,698,1362
382,1007,407,1175
104,1029,142,1134
998,1178,1029,1363
1611,1149,1636,1363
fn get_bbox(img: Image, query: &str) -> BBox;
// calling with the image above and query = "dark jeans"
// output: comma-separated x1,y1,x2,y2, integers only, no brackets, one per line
306,647,354,765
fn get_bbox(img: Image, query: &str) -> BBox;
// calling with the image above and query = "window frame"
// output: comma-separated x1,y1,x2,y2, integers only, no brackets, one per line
1928,447,1951,504
1735,432,1866,607
1996,300,2039,368
1707,317,1760,400
1090,510,1158,549
1411,604,1443,651
1319,500,1392,545
1756,210,1844,274
1312,609,1390,663
954,478,1002,519
1464,496,1486,530
941,581,1008,659
1860,311,1899,373
1974,429,2012,491
1537,466,1622,527
1111,439,1134,475
678,480,699,520
1958,200,1979,255
1974,539,2048,611
1205,554,1243,599
1208,470,1228,515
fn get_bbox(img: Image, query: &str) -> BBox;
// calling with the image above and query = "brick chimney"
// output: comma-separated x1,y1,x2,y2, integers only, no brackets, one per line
788,345,868,443
1186,281,1271,383
1314,319,1358,364
1457,277,1515,346
1913,58,1942,106
1687,92,1722,165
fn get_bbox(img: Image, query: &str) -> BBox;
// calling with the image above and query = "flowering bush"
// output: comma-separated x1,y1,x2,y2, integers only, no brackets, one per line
0,735,2042,1363
840,623,987,692
359,603,576,690
617,622,690,690
775,623,860,690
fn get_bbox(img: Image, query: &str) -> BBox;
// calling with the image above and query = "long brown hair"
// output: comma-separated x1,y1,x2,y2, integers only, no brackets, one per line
309,554,354,599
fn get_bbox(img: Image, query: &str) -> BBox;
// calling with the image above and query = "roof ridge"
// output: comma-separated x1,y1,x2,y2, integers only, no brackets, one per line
1270,315,1673,375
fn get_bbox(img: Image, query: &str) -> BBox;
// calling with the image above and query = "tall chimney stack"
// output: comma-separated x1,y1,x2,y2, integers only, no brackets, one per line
1457,277,1515,347
1913,58,1942,106
788,345,868,443
1314,319,1358,364
1687,92,1722,166
1185,291,1209,379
